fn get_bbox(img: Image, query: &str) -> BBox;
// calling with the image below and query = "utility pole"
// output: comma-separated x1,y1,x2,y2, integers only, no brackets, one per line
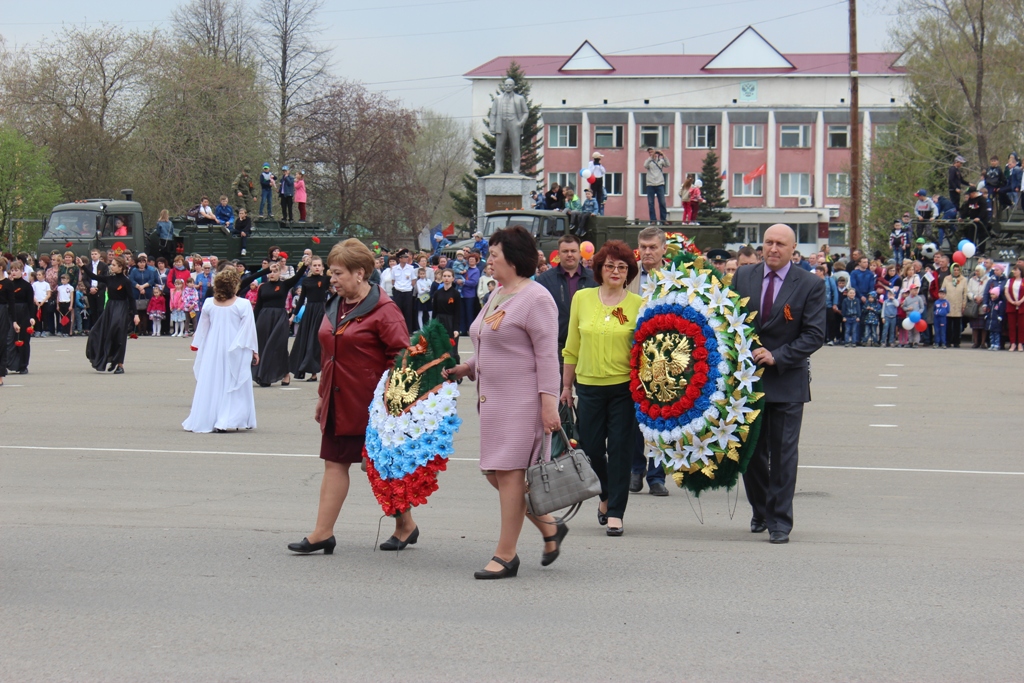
849,0,861,251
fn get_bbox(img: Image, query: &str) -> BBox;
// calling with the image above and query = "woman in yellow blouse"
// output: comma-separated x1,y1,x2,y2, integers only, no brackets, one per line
560,240,642,536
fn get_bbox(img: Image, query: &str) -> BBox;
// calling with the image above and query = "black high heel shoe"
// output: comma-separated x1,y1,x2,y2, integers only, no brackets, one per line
380,526,419,551
474,554,520,580
541,522,569,567
287,536,337,554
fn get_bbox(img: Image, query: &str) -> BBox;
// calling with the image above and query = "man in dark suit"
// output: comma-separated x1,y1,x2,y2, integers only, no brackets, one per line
733,224,826,544
85,247,109,329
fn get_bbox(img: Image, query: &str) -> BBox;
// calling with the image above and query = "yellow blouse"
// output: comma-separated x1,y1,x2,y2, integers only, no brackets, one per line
562,287,643,386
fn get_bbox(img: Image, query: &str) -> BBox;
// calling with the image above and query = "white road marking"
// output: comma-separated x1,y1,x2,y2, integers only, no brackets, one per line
869,424,899,428
2,446,1021,475
280,387,300,391
874,404,897,407
879,373,898,377
885,363,904,367
875,386,898,389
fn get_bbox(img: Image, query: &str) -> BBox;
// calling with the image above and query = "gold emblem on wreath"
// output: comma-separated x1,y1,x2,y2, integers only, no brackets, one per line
638,332,692,402
385,365,422,415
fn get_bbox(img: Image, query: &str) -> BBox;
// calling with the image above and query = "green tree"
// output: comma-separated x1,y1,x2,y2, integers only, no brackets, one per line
0,125,63,251
697,150,735,239
451,62,542,222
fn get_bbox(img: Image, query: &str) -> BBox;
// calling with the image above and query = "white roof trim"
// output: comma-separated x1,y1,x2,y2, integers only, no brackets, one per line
703,27,795,70
560,41,614,71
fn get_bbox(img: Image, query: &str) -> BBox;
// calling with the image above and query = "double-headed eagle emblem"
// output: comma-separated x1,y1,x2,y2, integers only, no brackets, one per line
385,366,422,415
638,332,692,402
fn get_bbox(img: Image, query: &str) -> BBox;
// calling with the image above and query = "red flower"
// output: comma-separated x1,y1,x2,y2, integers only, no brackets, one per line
685,385,700,401
26,327,34,335
15,340,24,347
311,236,321,244
129,333,138,340
650,405,661,418
693,347,708,361
694,361,709,375
65,241,74,248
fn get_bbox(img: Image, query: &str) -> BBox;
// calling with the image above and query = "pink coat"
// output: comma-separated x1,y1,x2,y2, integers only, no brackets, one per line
294,178,307,203
466,281,559,470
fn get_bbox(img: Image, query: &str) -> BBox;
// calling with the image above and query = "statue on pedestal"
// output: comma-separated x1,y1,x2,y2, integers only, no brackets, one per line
489,78,529,175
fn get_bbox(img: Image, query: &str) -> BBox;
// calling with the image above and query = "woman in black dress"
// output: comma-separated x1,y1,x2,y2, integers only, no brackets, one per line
253,260,307,387
5,260,35,375
0,257,17,384
79,256,140,374
289,255,330,381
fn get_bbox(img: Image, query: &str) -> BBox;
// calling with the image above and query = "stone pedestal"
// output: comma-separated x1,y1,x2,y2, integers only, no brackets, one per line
477,174,536,226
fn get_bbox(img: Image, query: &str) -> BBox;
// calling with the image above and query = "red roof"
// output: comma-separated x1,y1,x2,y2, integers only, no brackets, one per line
464,52,903,78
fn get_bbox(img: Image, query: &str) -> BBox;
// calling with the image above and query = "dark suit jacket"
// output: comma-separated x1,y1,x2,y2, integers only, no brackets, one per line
733,263,826,403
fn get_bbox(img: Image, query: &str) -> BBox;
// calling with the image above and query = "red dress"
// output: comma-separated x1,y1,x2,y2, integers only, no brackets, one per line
316,287,408,462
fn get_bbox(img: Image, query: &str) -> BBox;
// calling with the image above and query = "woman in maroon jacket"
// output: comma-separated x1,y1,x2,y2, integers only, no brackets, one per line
288,239,418,554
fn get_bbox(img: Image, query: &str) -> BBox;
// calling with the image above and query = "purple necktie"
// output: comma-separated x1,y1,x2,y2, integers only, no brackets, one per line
762,271,776,321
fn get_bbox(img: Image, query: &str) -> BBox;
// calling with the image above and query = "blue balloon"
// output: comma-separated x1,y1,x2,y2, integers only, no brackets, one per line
958,239,970,251
580,168,588,177
909,311,922,323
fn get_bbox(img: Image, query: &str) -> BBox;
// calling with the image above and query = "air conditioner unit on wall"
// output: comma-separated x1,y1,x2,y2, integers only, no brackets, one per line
827,206,841,218
798,196,813,207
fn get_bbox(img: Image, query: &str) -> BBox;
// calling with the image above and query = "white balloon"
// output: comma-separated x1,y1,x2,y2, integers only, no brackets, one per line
902,317,915,330
962,242,976,258
581,169,592,180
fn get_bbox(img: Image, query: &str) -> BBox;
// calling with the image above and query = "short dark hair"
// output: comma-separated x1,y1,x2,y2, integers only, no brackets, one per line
737,246,756,259
489,225,538,278
557,234,581,247
592,239,639,286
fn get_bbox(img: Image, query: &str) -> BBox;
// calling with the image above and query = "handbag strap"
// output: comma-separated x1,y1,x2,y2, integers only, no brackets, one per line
532,425,573,466
528,425,588,526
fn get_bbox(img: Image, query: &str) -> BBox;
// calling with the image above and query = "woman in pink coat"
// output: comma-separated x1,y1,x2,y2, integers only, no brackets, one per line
445,226,564,580
294,171,307,222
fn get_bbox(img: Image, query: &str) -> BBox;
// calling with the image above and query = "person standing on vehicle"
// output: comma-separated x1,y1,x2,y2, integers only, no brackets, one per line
948,155,967,210
259,164,275,218
278,166,295,222
587,152,607,215
233,166,256,216
644,148,670,225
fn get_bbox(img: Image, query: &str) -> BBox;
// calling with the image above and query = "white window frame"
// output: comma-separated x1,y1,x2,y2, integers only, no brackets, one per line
548,124,578,149
638,173,671,195
603,172,623,196
733,124,763,149
732,173,763,197
779,173,811,197
827,172,850,197
875,124,897,147
827,125,849,149
779,124,811,149
548,172,573,191
686,124,717,149
594,125,623,148
639,125,670,149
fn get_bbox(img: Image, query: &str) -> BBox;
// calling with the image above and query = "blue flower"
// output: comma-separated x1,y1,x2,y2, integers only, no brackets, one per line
695,397,711,411
707,352,721,366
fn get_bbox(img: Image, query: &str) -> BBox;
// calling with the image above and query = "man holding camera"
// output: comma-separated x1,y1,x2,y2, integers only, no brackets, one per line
644,148,670,225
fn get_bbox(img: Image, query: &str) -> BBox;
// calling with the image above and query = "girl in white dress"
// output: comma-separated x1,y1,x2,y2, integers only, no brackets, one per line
183,268,260,433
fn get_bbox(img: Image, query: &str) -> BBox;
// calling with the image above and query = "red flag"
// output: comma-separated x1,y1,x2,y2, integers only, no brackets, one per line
442,222,455,237
743,164,766,185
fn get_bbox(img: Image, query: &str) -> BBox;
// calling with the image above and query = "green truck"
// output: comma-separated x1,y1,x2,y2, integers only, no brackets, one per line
441,210,725,260
38,191,339,265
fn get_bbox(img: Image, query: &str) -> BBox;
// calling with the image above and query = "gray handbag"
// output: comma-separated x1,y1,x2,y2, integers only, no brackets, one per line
525,426,602,522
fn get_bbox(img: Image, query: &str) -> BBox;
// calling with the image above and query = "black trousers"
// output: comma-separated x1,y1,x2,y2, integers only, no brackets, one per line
575,381,635,520
280,196,294,221
743,401,804,534
391,290,415,335
947,316,963,347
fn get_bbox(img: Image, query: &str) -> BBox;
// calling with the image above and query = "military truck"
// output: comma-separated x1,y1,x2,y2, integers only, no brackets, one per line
441,209,724,261
38,190,339,265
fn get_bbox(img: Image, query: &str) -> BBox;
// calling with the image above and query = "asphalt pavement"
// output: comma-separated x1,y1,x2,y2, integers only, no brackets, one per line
1,335,1022,682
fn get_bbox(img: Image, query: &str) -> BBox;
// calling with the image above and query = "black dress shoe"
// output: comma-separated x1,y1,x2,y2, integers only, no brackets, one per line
379,526,419,551
294,372,305,380
629,472,643,493
606,524,624,537
597,507,608,526
769,531,790,544
751,519,768,533
648,481,669,497
107,362,116,372
474,554,520,579
287,536,337,554
541,522,569,567
113,366,124,374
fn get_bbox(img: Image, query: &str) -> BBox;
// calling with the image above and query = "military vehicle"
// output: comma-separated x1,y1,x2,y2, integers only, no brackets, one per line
441,209,725,261
38,190,339,265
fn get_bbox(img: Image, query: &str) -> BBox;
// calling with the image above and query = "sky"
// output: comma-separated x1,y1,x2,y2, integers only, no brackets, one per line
2,0,897,120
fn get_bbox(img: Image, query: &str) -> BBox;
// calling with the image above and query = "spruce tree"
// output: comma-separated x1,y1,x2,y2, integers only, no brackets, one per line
697,150,737,240
451,62,542,222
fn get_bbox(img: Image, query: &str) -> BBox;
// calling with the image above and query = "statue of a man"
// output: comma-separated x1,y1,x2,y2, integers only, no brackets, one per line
489,78,529,175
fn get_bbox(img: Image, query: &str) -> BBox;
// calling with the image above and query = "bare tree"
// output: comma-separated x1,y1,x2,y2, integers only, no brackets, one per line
410,110,472,228
172,0,256,66
257,0,330,168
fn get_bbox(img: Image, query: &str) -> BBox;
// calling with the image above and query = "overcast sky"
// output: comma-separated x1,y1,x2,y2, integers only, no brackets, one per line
3,0,897,119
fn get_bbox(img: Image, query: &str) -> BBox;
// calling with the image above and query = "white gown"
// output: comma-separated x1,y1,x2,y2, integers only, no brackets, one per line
183,297,259,433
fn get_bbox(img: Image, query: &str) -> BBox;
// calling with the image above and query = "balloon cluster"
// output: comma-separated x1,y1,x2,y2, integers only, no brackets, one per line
901,310,928,332
579,168,599,185
952,239,977,266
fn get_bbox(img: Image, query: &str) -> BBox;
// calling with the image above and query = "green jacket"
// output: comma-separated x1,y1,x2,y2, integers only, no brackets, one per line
233,172,255,200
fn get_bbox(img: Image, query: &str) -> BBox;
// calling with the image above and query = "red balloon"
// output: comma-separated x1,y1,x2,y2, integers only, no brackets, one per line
914,320,928,332
589,175,599,184
952,251,967,266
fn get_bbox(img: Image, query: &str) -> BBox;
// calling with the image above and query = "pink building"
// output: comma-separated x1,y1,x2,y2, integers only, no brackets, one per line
465,27,907,253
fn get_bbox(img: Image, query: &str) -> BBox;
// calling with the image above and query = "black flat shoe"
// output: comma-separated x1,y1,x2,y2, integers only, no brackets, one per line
107,363,116,372
287,536,337,554
541,522,569,567
294,372,305,380
474,554,520,580
606,525,624,537
258,381,271,387
306,375,318,382
597,507,608,526
379,526,419,551
113,366,124,374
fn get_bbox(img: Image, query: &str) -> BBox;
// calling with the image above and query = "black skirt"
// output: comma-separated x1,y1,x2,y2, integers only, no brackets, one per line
0,307,10,377
8,302,33,372
289,301,325,375
86,299,131,370
255,307,291,384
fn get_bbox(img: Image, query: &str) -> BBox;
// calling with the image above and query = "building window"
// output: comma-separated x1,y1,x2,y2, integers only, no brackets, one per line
875,124,897,147
779,173,811,197
732,173,763,197
548,125,577,149
548,172,574,191
734,124,763,149
638,173,671,195
734,225,759,244
595,125,623,148
639,125,670,148
795,224,817,244
827,125,849,148
686,125,717,149
603,173,623,196
827,173,850,197
779,124,811,149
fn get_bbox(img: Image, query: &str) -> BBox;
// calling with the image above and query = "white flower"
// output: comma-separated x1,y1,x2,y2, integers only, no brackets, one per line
681,272,711,297
724,310,749,336
640,278,658,300
706,287,732,316
733,363,757,393
423,415,441,432
407,423,425,440
438,383,459,400
711,391,725,403
718,361,731,376
422,394,441,412
709,419,738,450
657,268,684,289
726,396,754,424
410,402,428,421
682,433,715,466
